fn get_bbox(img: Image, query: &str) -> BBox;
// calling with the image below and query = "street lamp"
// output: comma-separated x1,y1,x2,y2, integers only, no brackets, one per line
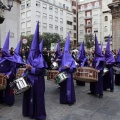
0,0,14,11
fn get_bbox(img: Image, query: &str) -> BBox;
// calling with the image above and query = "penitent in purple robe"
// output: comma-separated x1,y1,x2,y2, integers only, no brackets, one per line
59,32,76,105
22,22,46,120
90,34,105,96
90,60,105,95
103,36,115,91
0,31,16,105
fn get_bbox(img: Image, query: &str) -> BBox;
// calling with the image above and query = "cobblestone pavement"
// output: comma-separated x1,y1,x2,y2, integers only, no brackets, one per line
0,78,120,120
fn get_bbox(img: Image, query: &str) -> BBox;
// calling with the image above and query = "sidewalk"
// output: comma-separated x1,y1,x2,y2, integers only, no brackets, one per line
0,79,120,120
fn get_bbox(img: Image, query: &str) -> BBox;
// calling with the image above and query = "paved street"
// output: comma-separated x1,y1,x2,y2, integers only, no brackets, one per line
0,78,120,120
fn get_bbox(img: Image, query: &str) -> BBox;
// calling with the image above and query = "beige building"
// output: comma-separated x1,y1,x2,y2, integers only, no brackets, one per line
20,0,77,46
0,0,21,48
78,0,112,49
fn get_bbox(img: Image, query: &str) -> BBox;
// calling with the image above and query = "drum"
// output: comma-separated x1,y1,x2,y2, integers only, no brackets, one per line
10,77,31,95
16,68,26,78
0,74,7,90
47,70,59,81
51,62,58,70
54,72,68,84
102,67,109,76
113,66,120,74
73,67,98,82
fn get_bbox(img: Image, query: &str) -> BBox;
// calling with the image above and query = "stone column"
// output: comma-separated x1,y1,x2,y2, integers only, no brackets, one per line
108,1,120,50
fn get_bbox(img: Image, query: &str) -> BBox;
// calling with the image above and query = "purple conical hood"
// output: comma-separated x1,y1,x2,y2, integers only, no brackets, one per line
116,49,120,62
39,39,44,53
105,35,115,63
14,40,24,64
60,32,76,70
93,34,105,66
30,22,39,51
78,42,86,61
2,31,11,57
64,32,70,53
77,42,82,59
27,21,41,67
55,40,62,59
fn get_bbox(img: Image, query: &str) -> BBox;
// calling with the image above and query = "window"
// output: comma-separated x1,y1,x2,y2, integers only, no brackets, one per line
67,21,72,25
36,11,40,17
80,30,83,34
87,12,90,17
43,23,47,28
21,32,25,36
21,3,25,10
87,20,91,25
36,1,40,7
60,27,63,31
21,22,25,29
26,31,31,36
81,5,84,11
21,12,25,19
49,6,53,10
60,18,63,23
26,21,31,28
55,26,58,31
60,10,63,15
87,3,92,9
87,29,91,33
55,17,58,22
74,17,76,22
105,16,108,21
43,3,47,9
49,24,53,29
95,2,99,8
66,6,69,10
49,15,53,20
74,33,76,38
26,0,31,8
74,25,76,30
63,4,65,9
94,19,98,24
43,13,47,19
26,10,31,17
55,8,58,13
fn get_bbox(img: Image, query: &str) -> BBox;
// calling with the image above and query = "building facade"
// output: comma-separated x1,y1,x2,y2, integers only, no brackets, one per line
108,0,120,50
0,0,21,48
20,0,77,46
78,0,112,49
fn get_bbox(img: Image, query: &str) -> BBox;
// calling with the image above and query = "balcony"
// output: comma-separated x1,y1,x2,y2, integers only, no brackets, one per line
84,16,92,19
85,24,92,28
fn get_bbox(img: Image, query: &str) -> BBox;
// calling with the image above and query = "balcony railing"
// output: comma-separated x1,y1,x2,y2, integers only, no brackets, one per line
84,16,92,19
85,24,92,28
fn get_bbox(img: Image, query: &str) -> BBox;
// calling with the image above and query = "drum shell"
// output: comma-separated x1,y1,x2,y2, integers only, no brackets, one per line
0,74,7,90
73,67,98,82
54,72,68,84
12,77,31,95
47,70,59,81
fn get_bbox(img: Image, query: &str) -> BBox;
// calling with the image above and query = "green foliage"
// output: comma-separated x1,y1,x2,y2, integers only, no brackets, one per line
84,33,94,49
21,33,62,49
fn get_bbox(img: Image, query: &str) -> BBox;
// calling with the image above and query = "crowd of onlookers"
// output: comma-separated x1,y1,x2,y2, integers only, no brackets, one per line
0,46,119,68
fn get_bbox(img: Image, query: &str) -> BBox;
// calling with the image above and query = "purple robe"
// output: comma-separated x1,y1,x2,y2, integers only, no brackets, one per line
0,60,16,105
22,68,46,120
103,64,114,91
59,68,76,104
90,60,105,95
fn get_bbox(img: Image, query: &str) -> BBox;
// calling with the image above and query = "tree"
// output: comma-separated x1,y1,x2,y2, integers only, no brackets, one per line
84,33,94,49
21,33,61,49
